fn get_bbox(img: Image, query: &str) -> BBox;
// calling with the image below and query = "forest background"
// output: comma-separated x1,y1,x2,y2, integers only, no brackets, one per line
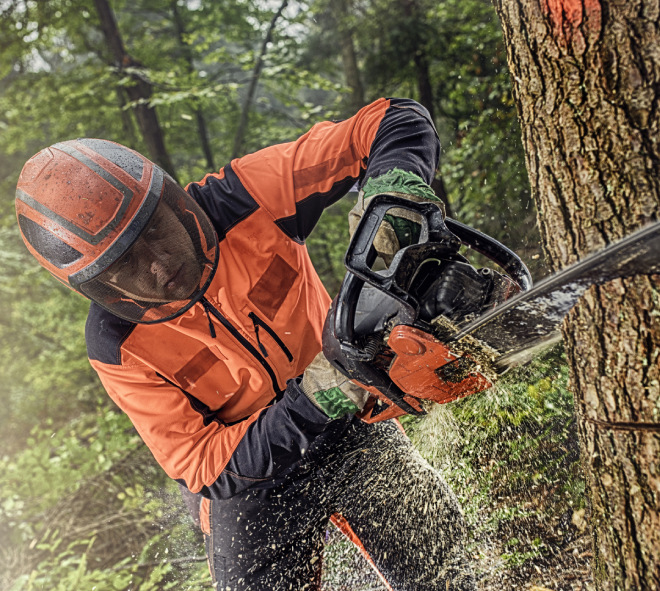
0,0,591,589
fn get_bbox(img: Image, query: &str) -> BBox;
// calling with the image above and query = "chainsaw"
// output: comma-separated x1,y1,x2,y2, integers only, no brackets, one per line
322,194,660,423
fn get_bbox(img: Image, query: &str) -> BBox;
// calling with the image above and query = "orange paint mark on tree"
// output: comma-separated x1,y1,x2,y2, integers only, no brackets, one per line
543,0,601,45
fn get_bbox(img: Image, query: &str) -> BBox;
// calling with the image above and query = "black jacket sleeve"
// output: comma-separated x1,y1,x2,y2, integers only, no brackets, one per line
186,98,440,246
361,97,440,187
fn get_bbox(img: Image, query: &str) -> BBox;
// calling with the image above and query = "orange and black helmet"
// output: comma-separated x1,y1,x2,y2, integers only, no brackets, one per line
16,139,218,323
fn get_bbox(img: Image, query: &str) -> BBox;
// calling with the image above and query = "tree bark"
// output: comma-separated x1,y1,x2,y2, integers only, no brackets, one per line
493,1,660,589
170,0,215,171
93,0,178,180
231,0,288,159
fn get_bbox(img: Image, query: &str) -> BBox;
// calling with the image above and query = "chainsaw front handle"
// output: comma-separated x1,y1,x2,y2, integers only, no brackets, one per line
336,195,462,352
444,218,533,292
343,194,461,304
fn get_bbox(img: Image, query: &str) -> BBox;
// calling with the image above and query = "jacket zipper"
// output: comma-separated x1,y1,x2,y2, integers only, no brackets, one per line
201,297,284,395
248,311,293,362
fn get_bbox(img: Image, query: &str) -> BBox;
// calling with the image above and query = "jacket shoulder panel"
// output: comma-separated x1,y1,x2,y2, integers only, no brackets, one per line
86,303,137,365
186,164,260,241
233,100,388,220
273,174,359,243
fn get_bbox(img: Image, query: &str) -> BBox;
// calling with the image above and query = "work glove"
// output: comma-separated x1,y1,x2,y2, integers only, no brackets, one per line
301,351,370,420
348,168,444,267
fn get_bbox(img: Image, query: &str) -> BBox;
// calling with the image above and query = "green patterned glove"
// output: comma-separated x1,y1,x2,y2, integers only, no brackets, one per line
300,352,369,420
348,169,443,266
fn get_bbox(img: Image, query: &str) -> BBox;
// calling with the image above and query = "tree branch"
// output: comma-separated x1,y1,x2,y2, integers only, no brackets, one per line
231,0,289,159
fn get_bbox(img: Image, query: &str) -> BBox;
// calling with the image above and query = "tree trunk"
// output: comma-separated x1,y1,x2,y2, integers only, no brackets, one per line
232,0,288,159
412,51,435,122
170,0,215,171
431,175,452,218
398,0,450,211
493,1,660,589
194,108,215,171
115,87,138,150
331,0,365,115
400,0,435,122
339,31,365,114
93,0,178,181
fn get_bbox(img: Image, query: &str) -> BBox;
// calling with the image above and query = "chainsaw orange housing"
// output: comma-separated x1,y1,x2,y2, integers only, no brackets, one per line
356,325,492,423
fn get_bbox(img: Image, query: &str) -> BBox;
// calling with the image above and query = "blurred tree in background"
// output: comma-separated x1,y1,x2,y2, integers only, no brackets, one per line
0,0,561,588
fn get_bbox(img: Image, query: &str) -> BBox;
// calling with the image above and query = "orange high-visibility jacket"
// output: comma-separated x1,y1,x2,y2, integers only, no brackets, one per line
86,98,440,497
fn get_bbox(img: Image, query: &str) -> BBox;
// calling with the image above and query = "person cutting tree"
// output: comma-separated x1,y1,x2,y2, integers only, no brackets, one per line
15,97,476,590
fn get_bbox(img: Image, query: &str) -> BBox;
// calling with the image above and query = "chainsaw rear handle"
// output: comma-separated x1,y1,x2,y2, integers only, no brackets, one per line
443,218,533,292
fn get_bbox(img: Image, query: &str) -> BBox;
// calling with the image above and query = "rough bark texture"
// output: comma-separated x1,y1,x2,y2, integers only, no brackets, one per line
493,1,660,589
93,0,177,180
564,275,660,589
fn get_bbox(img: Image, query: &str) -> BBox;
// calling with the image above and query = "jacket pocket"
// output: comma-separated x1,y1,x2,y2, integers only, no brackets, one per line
248,311,293,362
247,254,298,321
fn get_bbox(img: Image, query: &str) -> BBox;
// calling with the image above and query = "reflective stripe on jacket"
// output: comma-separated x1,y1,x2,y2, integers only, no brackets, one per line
86,98,441,496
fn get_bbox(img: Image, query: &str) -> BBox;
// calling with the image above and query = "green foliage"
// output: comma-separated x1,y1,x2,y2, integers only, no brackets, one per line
429,0,538,257
0,228,102,450
1,411,140,521
338,0,540,268
0,408,209,590
406,346,584,573
0,0,337,188
307,197,356,296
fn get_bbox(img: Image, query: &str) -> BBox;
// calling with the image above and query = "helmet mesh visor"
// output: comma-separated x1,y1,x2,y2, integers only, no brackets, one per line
80,178,217,323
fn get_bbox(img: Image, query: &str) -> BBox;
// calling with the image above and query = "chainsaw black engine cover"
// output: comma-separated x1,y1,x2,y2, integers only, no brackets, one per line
350,260,514,338
417,261,495,323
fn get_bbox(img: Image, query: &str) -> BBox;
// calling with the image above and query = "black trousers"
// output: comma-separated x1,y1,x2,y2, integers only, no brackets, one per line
186,418,475,591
